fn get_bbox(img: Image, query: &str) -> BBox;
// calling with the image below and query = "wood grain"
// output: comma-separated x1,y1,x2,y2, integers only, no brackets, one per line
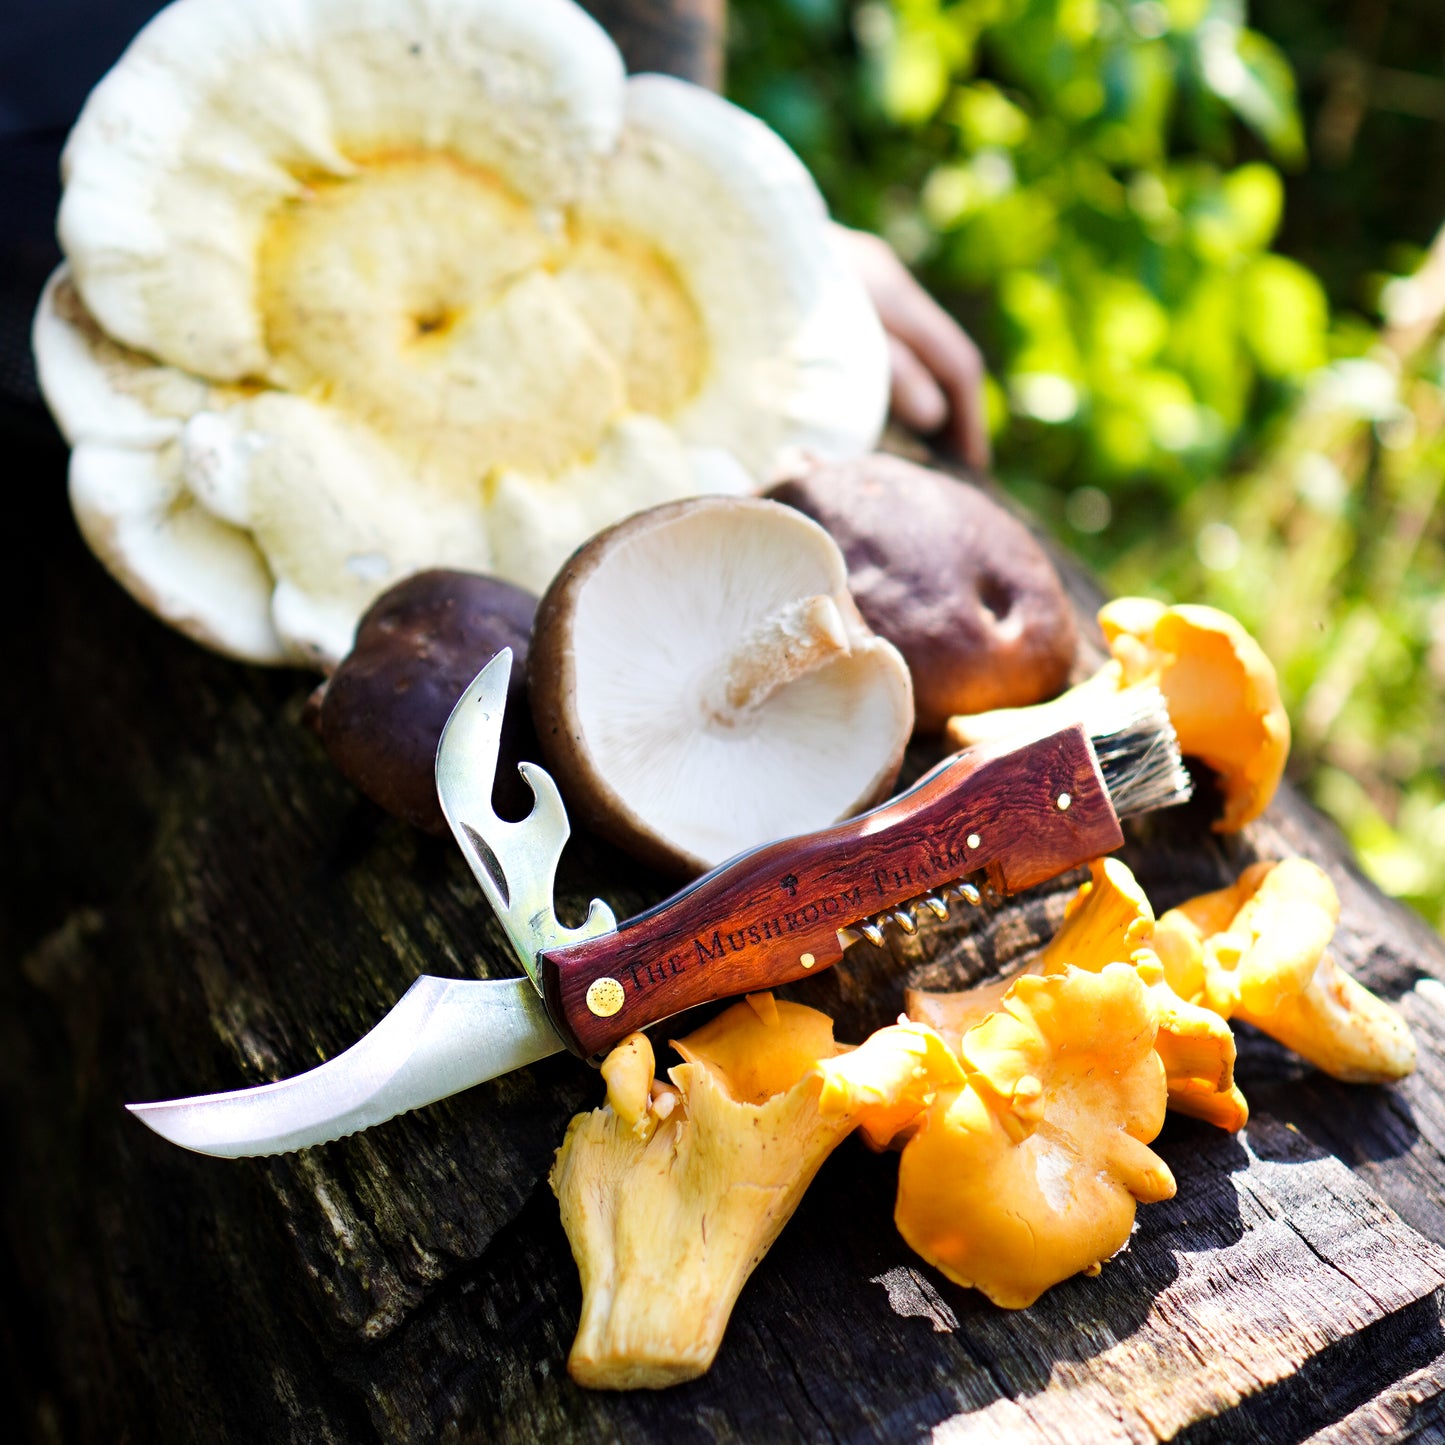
1304,1349,1445,1443
7,420,1445,1442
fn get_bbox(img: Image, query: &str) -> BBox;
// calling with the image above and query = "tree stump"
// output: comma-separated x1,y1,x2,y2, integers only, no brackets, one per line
8,410,1445,1443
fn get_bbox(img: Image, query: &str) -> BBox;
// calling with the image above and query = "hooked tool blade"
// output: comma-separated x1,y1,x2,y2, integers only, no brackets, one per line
129,652,616,1158
434,650,616,987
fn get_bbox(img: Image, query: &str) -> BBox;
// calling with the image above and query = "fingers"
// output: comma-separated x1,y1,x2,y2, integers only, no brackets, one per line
832,225,991,469
887,336,949,436
884,289,991,470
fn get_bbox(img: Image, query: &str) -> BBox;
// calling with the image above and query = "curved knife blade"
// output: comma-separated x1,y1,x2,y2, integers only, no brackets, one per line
126,975,563,1158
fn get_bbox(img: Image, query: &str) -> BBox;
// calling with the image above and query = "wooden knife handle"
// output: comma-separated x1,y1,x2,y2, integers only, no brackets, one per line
540,724,1123,1059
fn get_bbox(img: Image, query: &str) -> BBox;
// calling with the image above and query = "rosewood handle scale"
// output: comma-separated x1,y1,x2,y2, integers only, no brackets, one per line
540,724,1123,1059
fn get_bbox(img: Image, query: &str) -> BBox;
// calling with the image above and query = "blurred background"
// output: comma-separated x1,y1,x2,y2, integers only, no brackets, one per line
3,0,1443,929
729,0,1445,932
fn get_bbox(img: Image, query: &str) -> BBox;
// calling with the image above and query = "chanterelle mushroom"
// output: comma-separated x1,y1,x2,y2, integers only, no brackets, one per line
947,598,1290,832
908,857,1247,1132
34,0,888,667
1155,859,1416,1084
528,496,914,875
883,965,1175,1309
551,995,959,1388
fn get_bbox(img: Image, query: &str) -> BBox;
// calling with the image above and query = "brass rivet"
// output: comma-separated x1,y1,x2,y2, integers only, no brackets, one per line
1056,792,1072,810
585,977,625,1018
966,832,981,849
800,952,816,969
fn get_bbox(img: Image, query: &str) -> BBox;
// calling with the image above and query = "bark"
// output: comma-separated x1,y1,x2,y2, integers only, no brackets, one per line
579,0,726,89
7,422,1445,1443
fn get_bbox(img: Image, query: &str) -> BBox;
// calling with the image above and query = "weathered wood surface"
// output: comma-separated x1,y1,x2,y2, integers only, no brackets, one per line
8,413,1445,1444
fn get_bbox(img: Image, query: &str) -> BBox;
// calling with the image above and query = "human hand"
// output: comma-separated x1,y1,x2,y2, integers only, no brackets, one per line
834,224,990,470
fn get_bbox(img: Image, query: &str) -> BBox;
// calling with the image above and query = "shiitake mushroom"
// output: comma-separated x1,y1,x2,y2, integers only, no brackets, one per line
526,496,914,877
766,455,1077,733
309,570,538,833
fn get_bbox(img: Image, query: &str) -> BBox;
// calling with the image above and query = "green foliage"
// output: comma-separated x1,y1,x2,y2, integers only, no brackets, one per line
1113,330,1445,930
731,0,1324,531
730,1,1445,931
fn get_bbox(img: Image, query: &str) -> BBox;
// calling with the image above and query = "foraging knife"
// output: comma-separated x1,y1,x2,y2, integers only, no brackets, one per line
127,650,1189,1157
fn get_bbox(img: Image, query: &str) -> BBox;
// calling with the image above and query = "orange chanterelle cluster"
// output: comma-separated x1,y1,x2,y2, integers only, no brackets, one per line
552,854,1414,1390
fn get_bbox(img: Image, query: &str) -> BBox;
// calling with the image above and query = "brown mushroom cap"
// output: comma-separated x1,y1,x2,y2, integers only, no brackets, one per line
767,455,1077,732
529,496,915,876
313,570,538,833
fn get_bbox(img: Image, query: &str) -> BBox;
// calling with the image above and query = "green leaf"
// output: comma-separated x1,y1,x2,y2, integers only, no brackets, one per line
880,30,952,122
1167,273,1249,426
1090,396,1156,474
1221,162,1283,252
946,187,1060,279
950,81,1031,149
1197,24,1305,165
1165,0,1209,28
999,267,1084,376
1086,277,1170,369
1240,255,1329,376
1097,34,1174,166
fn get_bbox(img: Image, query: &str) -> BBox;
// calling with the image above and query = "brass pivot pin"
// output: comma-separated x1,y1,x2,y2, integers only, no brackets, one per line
585,977,625,1018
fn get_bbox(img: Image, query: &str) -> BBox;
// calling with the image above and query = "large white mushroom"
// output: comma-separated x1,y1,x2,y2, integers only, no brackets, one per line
34,0,889,668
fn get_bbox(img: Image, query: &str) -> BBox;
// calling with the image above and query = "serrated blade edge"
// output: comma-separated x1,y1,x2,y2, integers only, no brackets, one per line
126,975,563,1158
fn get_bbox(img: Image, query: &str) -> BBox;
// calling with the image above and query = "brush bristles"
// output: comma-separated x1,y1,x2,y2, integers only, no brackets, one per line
1088,685,1193,819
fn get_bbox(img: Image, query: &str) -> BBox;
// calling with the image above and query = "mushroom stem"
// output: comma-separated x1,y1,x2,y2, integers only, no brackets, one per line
1237,952,1416,1084
714,594,851,719
945,666,1129,750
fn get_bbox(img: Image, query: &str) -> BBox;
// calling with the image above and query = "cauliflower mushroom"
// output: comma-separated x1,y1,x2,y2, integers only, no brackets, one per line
1155,859,1416,1084
551,995,960,1388
528,496,914,875
34,0,889,667
946,598,1290,832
